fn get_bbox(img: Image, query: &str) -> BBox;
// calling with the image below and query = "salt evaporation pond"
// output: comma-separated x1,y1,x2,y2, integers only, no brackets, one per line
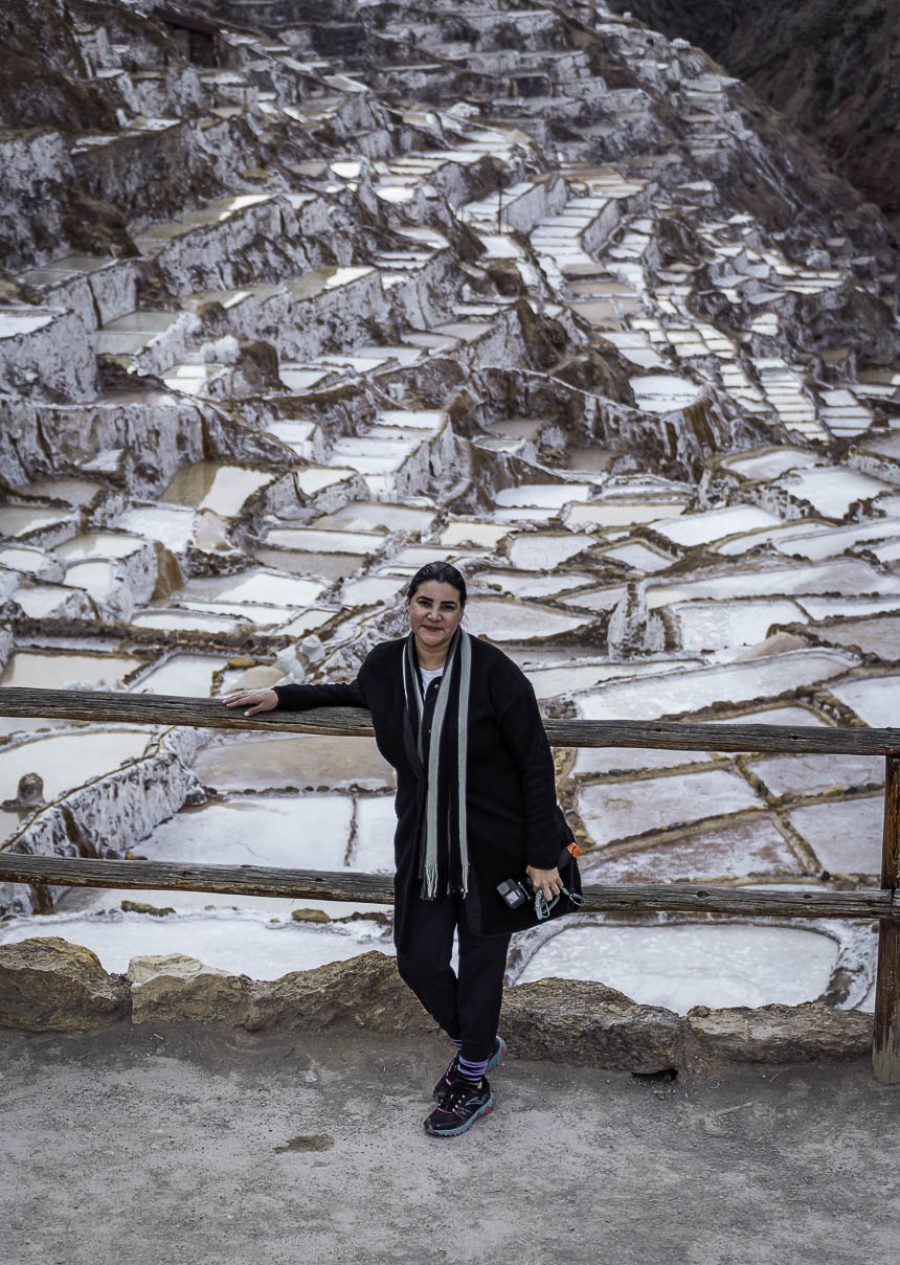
507,533,593,570
135,654,230,697
584,815,804,883
630,374,701,414
577,650,856,720
0,730,152,805
194,734,394,792
578,768,762,846
517,924,838,1012
476,570,595,600
162,463,274,518
651,505,780,548
828,675,900,727
55,794,395,923
0,649,143,690
787,796,884,873
464,596,590,641
0,911,391,979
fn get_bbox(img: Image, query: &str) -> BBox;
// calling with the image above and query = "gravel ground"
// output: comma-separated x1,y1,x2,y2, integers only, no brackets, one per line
1,1024,897,1265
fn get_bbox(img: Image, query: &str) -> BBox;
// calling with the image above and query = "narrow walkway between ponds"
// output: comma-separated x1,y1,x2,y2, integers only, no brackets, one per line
1,1026,896,1265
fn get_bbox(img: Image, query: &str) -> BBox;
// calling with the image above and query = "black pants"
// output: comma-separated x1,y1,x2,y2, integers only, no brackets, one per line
395,893,512,1063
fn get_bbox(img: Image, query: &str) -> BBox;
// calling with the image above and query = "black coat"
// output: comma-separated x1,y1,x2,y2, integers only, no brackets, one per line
274,636,574,943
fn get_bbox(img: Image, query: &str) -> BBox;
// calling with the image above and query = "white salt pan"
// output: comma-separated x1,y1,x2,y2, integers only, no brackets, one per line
578,768,761,845
577,650,856,720
517,923,837,1012
0,912,390,978
630,374,702,414
0,730,151,803
651,505,780,548
828,676,900,728
788,796,884,873
507,533,593,570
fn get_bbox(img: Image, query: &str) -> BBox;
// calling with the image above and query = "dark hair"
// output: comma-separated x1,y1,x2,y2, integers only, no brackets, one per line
405,561,467,607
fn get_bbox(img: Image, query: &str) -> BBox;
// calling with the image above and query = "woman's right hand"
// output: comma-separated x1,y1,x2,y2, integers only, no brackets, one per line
222,689,279,717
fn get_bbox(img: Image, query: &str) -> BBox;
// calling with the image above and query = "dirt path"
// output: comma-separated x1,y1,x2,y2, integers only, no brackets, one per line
1,1025,896,1265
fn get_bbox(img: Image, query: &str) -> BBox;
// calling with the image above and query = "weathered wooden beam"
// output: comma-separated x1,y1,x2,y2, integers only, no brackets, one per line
0,853,896,921
2,686,900,755
873,754,900,1084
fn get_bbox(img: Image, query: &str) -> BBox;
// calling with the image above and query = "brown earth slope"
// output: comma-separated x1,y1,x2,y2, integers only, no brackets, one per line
606,0,900,233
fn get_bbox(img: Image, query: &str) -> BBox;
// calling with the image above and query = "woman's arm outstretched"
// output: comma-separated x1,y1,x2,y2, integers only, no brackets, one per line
223,677,367,717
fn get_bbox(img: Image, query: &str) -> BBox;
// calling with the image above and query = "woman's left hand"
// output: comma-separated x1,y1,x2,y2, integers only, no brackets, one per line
526,865,562,902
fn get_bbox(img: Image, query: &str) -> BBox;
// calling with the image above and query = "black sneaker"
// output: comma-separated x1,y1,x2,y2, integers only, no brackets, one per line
431,1035,507,1102
424,1076,493,1138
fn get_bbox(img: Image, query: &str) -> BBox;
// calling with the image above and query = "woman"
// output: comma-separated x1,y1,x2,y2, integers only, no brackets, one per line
224,561,577,1138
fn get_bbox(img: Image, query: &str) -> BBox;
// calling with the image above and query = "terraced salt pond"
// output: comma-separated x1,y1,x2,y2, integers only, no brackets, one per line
578,768,763,846
0,730,153,836
576,650,857,720
0,910,391,978
43,790,397,926
162,463,276,518
583,815,805,883
514,924,839,1012
0,650,144,690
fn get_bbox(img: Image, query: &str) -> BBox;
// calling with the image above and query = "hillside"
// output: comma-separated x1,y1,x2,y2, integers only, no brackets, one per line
607,0,900,232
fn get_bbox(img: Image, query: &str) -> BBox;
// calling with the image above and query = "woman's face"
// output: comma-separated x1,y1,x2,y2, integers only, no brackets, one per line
406,580,464,660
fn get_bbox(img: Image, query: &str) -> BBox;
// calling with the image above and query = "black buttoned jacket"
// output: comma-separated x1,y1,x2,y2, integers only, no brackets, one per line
274,636,573,945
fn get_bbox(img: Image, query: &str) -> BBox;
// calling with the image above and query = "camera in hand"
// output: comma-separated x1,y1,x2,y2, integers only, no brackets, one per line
496,874,533,910
496,843,581,909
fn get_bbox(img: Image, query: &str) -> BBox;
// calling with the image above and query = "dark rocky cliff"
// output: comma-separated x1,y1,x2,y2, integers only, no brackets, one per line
607,0,900,232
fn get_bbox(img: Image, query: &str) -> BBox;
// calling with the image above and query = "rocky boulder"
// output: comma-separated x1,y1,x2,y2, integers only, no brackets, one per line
684,1001,874,1067
0,937,128,1033
501,977,682,1074
242,950,430,1034
128,953,248,1025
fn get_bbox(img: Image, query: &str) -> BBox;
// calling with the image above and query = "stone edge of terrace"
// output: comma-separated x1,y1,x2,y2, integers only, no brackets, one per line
0,937,872,1074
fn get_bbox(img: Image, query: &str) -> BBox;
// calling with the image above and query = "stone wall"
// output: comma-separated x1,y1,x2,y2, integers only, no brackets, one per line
0,939,874,1072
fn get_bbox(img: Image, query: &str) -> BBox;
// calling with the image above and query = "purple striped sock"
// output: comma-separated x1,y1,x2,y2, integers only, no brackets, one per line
457,1054,490,1082
450,1037,463,1051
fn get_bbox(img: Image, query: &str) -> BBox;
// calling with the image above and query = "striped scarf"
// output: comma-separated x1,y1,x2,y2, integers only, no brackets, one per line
401,628,473,900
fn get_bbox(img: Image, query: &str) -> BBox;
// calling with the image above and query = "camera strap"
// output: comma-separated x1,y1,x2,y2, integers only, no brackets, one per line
534,884,585,922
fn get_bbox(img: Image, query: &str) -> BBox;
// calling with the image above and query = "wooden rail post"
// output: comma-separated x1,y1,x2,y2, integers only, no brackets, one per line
873,754,900,1083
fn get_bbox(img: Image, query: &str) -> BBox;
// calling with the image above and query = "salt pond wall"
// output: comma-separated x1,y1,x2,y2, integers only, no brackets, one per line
0,938,873,1074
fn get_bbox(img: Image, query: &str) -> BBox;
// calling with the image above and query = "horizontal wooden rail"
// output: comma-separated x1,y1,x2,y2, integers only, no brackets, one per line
0,854,897,921
2,687,900,754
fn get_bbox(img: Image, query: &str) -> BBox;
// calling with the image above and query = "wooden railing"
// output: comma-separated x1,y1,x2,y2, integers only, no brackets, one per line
0,686,898,1083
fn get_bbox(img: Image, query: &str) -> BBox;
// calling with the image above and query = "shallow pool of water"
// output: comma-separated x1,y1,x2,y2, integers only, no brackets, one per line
787,795,883,874
113,505,196,552
178,569,323,609
194,736,394,792
829,674,900,727
0,729,152,803
317,502,435,535
162,463,274,518
56,532,144,562
134,654,230,697
577,650,856,720
651,505,781,548
0,506,72,538
0,650,144,690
